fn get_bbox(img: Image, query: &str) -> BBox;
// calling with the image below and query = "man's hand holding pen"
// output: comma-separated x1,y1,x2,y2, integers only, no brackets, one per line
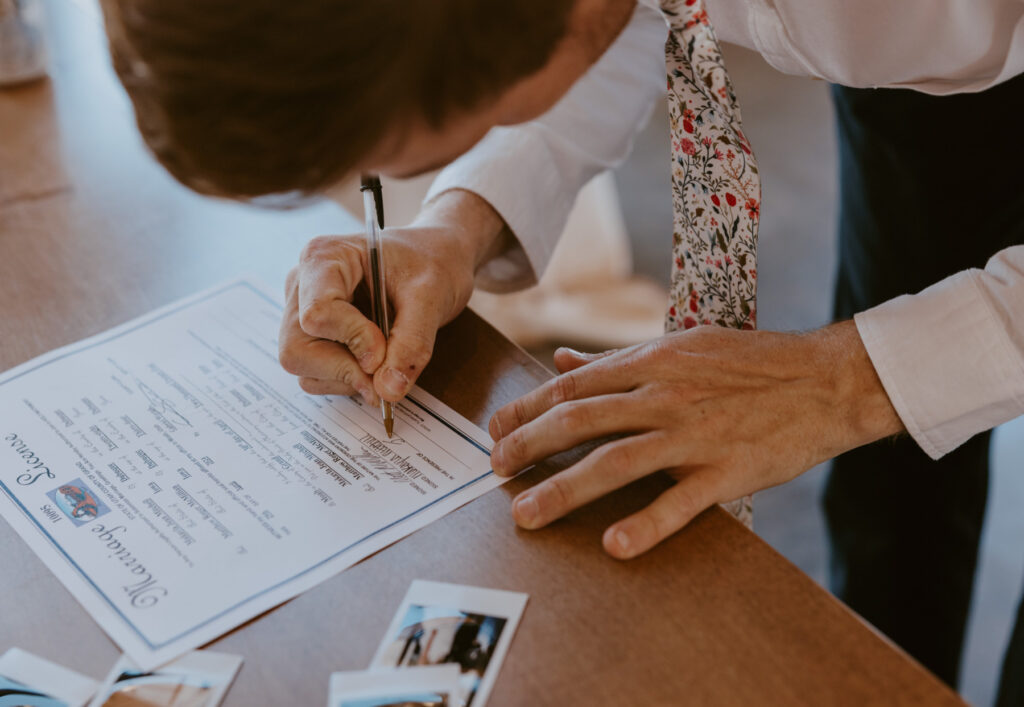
277,188,506,411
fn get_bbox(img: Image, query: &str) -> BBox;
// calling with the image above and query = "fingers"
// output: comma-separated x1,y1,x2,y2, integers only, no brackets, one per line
489,349,638,442
296,377,341,396
553,347,619,374
279,259,380,405
284,233,468,405
296,239,387,374
510,432,679,532
373,283,446,401
492,392,653,477
602,471,717,560
280,324,381,405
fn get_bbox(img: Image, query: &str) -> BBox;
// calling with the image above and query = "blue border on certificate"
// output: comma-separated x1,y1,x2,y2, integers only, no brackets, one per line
0,281,495,650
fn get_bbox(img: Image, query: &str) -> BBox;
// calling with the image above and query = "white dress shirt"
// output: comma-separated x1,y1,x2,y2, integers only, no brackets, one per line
425,0,1024,459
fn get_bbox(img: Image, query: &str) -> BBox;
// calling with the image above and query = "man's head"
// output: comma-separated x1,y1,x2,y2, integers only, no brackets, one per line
101,0,633,202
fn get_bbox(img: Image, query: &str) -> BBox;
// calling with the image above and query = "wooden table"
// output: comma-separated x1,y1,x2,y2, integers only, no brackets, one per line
0,3,964,704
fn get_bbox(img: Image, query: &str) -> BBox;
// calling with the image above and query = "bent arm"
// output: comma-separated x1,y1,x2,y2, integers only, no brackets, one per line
855,245,1024,458
425,3,669,292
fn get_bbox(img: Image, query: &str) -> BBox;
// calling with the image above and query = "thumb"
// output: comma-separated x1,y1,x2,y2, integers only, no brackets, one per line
553,347,620,374
373,288,443,402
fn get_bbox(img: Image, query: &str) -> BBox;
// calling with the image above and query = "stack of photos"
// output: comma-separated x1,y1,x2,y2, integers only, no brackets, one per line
0,648,98,707
88,651,242,707
368,581,528,707
328,581,528,707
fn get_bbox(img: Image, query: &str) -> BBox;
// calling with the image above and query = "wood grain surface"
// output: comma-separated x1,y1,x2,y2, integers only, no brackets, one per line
0,2,965,705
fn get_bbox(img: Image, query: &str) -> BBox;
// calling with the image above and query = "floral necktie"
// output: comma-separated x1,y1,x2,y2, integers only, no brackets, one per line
660,0,759,527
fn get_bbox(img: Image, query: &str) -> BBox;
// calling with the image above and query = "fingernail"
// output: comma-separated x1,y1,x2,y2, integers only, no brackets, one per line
490,416,503,442
613,529,632,557
381,367,408,398
359,351,377,373
514,494,538,526
558,347,586,358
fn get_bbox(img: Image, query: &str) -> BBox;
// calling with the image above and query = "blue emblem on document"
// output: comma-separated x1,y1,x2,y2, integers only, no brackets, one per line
47,477,110,526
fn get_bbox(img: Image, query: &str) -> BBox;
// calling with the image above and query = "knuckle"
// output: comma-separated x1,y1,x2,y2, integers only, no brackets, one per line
284,266,299,293
331,360,358,387
557,402,590,435
549,374,577,406
668,484,702,524
345,331,366,356
300,235,336,261
544,474,574,511
635,340,667,365
299,300,333,338
278,344,302,375
503,430,528,469
680,326,719,353
644,510,668,546
509,398,530,429
601,440,636,471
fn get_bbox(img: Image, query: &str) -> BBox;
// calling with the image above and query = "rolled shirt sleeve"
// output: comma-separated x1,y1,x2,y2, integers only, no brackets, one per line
425,3,668,292
855,246,1024,459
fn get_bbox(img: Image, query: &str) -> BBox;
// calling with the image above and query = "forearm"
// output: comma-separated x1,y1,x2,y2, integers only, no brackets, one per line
424,3,667,291
414,188,513,274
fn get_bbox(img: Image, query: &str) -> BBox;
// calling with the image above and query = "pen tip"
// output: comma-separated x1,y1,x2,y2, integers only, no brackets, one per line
385,418,394,438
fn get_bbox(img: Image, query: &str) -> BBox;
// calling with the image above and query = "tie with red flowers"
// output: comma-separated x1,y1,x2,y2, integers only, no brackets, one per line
660,0,760,526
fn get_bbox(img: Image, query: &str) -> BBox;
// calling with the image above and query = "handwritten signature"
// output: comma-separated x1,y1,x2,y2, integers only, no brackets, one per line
353,451,392,472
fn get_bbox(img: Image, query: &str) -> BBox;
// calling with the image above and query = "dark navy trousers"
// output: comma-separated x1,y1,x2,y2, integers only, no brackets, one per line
825,77,1024,704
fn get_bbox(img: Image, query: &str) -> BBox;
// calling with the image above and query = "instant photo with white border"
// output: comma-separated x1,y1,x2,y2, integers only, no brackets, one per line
88,649,242,707
328,664,461,707
371,581,528,707
0,648,98,707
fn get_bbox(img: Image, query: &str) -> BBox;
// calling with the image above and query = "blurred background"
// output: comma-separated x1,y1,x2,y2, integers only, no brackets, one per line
2,2,1021,704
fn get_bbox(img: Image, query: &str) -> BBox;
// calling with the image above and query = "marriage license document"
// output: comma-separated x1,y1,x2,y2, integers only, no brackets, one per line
0,281,499,669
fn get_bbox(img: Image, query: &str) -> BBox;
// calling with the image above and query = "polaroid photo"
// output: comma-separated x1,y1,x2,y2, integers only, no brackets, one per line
371,581,529,707
88,650,242,707
0,647,99,707
328,665,461,707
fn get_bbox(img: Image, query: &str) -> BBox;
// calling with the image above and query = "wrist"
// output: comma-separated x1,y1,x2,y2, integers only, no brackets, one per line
812,320,905,451
415,188,513,272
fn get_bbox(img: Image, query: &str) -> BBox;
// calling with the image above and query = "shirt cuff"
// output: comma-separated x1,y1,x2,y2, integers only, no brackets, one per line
425,128,570,294
854,270,1024,459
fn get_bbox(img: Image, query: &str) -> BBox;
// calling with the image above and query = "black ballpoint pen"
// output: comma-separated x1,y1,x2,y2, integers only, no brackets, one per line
359,175,394,438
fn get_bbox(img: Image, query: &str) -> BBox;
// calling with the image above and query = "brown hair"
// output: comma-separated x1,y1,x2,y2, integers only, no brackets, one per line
101,0,575,201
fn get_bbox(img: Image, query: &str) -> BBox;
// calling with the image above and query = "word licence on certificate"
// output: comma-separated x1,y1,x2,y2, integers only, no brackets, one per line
0,281,501,669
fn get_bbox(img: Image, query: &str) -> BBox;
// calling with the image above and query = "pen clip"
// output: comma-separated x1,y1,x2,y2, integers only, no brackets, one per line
359,174,385,230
